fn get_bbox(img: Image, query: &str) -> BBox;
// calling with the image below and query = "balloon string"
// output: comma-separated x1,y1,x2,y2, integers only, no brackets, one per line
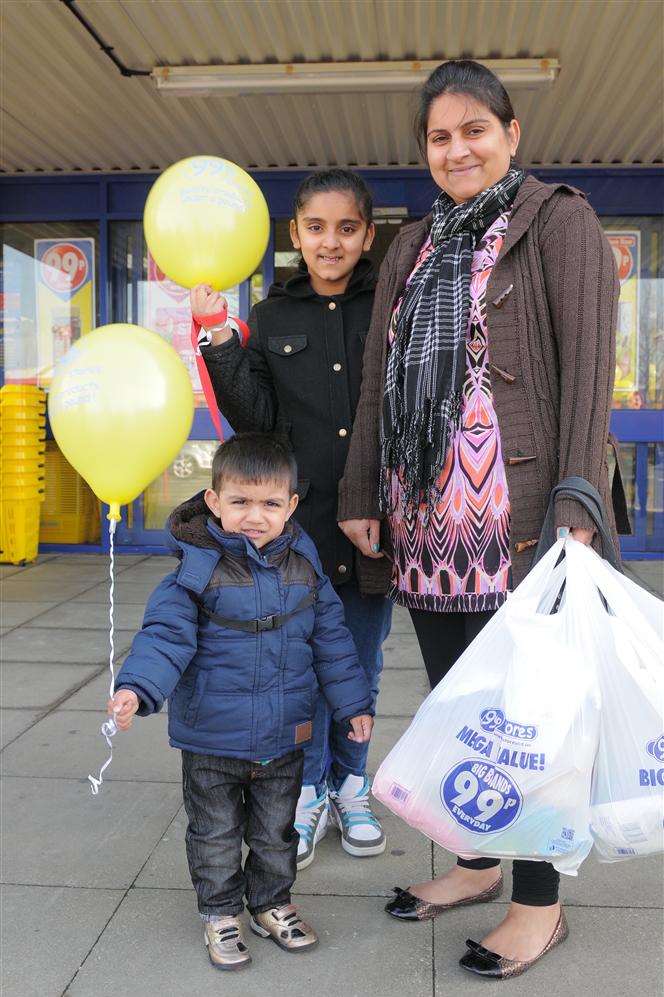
88,518,118,795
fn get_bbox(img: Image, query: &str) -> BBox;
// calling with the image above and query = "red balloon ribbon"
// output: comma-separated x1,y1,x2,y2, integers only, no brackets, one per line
190,312,250,442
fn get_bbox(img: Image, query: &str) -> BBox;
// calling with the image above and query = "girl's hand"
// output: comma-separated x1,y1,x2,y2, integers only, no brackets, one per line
107,689,139,731
347,715,374,743
190,284,228,329
339,518,384,559
569,527,595,546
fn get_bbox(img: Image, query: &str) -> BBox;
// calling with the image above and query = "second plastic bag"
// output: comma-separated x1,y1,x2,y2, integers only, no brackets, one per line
564,541,664,862
373,539,604,875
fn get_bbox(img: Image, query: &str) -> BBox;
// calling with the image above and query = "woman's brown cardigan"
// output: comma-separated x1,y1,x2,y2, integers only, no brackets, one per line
338,176,629,596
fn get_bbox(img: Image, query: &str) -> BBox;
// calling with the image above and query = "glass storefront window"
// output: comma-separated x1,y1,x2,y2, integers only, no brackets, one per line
602,216,663,411
1,221,99,385
109,221,240,408
142,440,217,530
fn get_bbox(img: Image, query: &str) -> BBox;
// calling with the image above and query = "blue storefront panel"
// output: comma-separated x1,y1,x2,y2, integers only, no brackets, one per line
1,168,662,557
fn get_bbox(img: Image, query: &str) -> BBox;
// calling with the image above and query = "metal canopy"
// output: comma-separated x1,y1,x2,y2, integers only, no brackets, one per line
2,0,662,173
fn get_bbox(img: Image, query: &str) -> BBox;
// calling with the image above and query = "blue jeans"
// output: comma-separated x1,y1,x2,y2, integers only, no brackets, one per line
302,578,392,794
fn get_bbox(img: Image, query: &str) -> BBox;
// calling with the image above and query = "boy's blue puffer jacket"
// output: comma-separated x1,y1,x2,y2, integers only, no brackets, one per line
115,493,372,761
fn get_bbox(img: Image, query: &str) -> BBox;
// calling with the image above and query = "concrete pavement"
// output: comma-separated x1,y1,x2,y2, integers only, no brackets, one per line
1,553,662,997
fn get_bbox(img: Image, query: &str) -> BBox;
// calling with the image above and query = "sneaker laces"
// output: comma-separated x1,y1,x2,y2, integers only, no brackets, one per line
333,780,380,829
294,794,326,842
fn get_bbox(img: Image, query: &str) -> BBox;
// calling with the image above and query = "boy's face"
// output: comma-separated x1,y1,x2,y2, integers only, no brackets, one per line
204,476,298,549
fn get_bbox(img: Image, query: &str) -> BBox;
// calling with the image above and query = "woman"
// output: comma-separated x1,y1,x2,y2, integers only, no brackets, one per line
338,60,628,979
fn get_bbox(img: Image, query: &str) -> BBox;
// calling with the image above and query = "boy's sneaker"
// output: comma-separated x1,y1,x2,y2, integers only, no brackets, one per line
250,903,318,952
329,774,386,857
204,915,251,971
295,785,328,870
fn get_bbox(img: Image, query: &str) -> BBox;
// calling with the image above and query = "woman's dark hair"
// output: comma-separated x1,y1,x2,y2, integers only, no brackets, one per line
212,432,298,495
415,60,516,155
293,168,373,224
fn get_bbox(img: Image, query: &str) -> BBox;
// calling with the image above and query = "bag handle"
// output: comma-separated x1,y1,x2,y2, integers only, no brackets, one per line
533,476,622,573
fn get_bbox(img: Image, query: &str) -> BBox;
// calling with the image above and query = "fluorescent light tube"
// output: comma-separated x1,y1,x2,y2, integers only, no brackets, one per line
152,59,559,97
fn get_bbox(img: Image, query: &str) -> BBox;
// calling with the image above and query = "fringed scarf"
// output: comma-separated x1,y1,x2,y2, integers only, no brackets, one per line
381,167,525,516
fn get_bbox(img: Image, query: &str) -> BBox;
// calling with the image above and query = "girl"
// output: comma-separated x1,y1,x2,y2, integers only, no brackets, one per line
190,169,392,871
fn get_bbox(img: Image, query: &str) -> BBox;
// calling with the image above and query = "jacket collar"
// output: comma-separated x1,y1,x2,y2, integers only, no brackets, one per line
268,256,376,301
166,492,325,593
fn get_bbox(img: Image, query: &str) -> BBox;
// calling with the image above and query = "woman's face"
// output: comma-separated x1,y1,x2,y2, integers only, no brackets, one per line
426,93,520,204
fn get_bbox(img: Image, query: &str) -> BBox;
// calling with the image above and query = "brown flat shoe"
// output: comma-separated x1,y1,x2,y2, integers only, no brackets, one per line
459,908,569,979
385,873,504,922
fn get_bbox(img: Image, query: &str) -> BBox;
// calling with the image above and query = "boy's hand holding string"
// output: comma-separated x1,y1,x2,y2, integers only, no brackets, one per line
108,689,139,731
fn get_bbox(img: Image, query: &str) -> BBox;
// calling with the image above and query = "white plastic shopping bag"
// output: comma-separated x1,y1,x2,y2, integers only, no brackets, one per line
373,539,605,875
563,541,664,862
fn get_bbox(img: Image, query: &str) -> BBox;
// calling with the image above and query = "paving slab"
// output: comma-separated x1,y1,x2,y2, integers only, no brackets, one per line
389,604,416,634
1,576,103,602
0,709,42,749
0,663,103,710
59,662,134,711
1,884,123,997
50,554,147,567
0,777,182,888
68,890,433,997
377,665,428,717
625,560,664,598
433,904,662,995
14,561,119,583
0,601,58,628
1,710,179,783
381,631,426,671
0,564,27,578
25,602,146,631
1,627,135,664
136,802,432,898
71,580,164,604
115,556,179,580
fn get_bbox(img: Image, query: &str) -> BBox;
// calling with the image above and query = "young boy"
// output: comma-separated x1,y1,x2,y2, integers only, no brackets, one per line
109,433,374,972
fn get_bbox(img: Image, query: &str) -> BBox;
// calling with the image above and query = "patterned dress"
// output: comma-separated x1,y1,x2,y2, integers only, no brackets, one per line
388,212,512,612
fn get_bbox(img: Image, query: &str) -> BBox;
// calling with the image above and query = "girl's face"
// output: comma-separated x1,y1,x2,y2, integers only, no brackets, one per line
426,93,520,204
290,191,375,295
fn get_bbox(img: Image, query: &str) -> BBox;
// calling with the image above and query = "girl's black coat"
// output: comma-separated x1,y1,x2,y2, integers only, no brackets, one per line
202,259,376,587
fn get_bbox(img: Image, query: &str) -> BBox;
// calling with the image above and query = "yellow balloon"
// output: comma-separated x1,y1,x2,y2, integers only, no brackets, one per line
48,324,194,522
143,156,270,290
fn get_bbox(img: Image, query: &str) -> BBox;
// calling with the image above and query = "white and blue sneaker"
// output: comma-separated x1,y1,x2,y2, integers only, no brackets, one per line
329,774,386,857
295,785,329,870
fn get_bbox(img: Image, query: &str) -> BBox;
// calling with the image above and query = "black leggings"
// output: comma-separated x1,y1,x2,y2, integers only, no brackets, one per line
409,607,560,907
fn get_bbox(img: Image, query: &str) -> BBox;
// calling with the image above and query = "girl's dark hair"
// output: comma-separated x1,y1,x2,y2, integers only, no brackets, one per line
212,432,298,495
293,168,373,224
415,60,516,155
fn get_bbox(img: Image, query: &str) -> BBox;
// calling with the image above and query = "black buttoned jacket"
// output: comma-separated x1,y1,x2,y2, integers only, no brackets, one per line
202,259,377,588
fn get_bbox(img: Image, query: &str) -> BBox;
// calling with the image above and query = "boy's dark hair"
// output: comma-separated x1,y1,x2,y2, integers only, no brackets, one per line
415,59,516,156
293,168,373,224
211,432,298,495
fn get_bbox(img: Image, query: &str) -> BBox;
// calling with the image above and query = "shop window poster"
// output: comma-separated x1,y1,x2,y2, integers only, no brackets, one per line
606,231,640,405
146,251,239,405
34,237,95,386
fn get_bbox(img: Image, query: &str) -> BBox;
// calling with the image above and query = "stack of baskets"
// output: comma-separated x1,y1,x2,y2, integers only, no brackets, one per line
0,384,47,564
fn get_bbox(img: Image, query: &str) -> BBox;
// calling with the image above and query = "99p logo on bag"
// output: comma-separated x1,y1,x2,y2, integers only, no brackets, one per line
440,759,522,834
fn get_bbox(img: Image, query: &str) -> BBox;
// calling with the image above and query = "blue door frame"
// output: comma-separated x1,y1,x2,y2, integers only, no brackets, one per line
2,167,663,557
